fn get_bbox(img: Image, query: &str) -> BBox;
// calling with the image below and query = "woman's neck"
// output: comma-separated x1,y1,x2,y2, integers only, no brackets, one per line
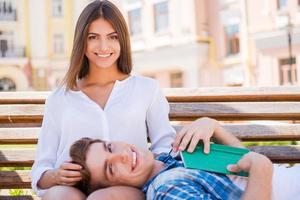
81,65,129,86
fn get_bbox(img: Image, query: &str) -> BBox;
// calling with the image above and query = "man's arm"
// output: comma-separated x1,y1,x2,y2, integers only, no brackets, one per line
227,152,273,200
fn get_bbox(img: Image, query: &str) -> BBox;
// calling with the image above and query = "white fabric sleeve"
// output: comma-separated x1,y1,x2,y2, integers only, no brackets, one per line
31,97,61,197
146,82,176,154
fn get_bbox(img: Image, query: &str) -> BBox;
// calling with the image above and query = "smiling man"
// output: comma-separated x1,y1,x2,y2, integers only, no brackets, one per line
69,137,285,200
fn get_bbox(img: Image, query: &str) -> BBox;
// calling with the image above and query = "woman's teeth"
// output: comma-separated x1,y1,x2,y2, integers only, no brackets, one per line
96,53,111,58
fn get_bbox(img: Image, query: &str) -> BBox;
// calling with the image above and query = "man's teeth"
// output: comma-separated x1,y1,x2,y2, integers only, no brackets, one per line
132,151,137,169
97,53,111,58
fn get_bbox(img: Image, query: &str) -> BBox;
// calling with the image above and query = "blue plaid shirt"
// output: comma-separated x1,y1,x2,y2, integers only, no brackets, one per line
142,153,243,200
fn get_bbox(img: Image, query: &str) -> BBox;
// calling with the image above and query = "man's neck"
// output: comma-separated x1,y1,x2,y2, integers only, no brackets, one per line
148,160,165,181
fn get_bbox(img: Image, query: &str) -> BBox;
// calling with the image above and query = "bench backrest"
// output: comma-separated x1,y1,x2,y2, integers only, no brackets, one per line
1,87,300,198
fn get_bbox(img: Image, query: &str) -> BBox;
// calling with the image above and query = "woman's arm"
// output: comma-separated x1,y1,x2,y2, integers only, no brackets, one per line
87,186,145,200
146,81,176,154
173,117,243,153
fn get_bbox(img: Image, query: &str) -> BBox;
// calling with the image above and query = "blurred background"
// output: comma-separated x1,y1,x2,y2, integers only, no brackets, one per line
0,0,299,91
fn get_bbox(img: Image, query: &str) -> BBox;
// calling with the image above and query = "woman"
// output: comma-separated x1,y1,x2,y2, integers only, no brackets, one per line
31,1,218,199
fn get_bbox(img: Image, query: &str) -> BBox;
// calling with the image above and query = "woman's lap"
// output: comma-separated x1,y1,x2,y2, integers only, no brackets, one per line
42,185,86,200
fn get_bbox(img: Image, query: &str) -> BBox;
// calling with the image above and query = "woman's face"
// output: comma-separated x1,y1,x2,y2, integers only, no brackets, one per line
85,18,121,70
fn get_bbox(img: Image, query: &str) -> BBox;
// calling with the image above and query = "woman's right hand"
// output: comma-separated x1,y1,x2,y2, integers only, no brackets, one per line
53,161,82,186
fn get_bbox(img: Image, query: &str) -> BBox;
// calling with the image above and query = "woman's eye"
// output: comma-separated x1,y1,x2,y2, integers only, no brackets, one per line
109,35,118,40
88,35,97,40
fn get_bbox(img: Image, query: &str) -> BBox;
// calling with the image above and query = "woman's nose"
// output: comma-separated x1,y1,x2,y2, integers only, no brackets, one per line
98,39,109,51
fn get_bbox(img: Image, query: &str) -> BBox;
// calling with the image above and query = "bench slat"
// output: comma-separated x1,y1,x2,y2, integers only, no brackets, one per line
0,146,299,189
164,87,300,102
249,145,300,163
0,128,39,144
1,87,300,104
2,124,300,145
0,171,31,189
1,102,300,123
0,149,35,167
0,196,40,200
170,102,300,120
1,146,300,167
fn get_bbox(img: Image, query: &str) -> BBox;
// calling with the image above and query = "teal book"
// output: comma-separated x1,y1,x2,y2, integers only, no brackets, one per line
180,143,250,177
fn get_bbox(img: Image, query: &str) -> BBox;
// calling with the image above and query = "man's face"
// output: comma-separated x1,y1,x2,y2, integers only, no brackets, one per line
85,141,155,189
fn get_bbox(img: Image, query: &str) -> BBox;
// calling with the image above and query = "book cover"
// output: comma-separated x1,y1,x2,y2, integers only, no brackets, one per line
180,143,250,177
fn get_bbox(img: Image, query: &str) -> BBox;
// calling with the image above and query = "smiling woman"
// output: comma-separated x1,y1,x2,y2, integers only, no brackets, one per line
30,1,176,200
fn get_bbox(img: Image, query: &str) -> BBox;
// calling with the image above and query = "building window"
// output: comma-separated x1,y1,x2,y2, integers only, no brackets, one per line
128,8,142,36
153,1,169,33
170,71,183,87
0,31,22,57
0,77,16,91
52,0,63,17
224,24,240,56
53,34,65,54
277,0,287,10
279,57,297,85
0,0,17,21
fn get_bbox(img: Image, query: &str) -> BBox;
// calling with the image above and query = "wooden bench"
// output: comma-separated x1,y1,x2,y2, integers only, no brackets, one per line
1,86,300,199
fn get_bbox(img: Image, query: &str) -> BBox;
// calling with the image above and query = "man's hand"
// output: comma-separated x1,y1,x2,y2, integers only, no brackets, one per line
227,152,273,200
227,152,272,173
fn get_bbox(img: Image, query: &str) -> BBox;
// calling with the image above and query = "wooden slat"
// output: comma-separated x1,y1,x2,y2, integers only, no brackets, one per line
173,124,300,141
164,86,300,102
249,145,300,163
0,171,31,189
0,146,299,190
0,92,49,104
0,149,35,167
1,87,300,104
169,102,300,121
0,128,39,144
0,105,44,123
1,124,300,145
1,102,300,123
0,196,40,200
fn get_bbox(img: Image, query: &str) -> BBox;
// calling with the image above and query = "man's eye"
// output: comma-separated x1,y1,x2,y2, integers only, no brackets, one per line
109,163,113,175
107,143,112,153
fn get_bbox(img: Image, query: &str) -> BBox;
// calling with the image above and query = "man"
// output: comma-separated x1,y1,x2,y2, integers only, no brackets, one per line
69,137,273,200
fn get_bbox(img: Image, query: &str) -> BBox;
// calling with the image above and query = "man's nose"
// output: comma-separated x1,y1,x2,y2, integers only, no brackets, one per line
110,151,130,164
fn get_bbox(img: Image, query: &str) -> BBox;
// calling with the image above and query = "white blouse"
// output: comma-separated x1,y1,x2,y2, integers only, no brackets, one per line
31,75,176,196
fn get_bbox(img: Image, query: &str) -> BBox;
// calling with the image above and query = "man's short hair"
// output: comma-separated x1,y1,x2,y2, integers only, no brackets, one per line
69,137,104,194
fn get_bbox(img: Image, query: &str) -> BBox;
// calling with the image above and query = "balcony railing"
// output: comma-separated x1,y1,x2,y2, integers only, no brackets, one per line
0,46,25,58
0,10,17,21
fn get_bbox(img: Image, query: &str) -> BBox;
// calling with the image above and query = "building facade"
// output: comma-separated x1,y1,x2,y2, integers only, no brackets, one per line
208,0,300,86
1,0,299,91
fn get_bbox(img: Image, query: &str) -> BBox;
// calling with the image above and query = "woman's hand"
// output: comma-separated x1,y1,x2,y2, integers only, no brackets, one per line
172,117,219,153
53,161,82,186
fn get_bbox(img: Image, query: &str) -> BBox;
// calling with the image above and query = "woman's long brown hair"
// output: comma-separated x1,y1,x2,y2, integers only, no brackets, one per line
62,0,132,90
